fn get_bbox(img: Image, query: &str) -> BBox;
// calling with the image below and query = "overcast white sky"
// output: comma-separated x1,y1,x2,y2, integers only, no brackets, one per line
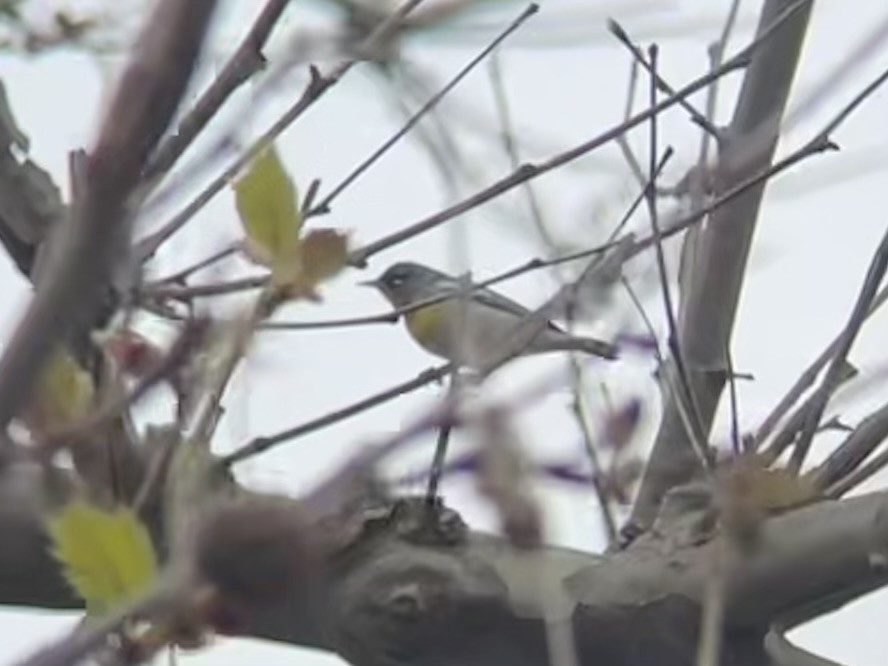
2,0,888,664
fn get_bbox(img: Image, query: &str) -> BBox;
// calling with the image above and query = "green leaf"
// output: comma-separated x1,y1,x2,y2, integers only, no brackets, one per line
233,144,302,267
47,501,158,617
23,347,94,433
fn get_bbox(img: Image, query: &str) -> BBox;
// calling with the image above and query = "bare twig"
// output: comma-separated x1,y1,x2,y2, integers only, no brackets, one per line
149,125,832,316
644,44,710,470
12,576,184,666
425,420,454,503
348,0,815,267
608,20,722,139
569,363,619,545
753,284,888,447
149,243,239,285
135,0,433,261
645,45,694,413
222,363,453,465
701,0,743,157
814,376,888,490
185,287,285,443
759,361,857,466
487,51,554,248
788,225,888,474
347,47,747,266
134,67,338,262
826,435,888,499
615,59,647,189
141,0,291,187
309,3,539,216
0,0,219,431
144,274,268,301
725,344,742,455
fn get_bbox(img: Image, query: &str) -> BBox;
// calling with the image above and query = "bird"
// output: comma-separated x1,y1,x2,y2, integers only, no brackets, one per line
361,261,618,368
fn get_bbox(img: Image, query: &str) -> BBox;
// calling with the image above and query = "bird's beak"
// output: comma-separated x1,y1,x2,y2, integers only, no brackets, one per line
359,278,381,289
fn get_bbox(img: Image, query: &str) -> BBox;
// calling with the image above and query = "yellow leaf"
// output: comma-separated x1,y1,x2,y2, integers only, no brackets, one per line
23,347,94,433
721,456,819,515
47,501,158,617
233,145,301,267
300,228,349,283
744,465,818,511
283,229,350,300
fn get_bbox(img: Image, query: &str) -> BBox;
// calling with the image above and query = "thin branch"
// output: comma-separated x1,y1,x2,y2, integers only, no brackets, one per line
221,363,453,466
679,0,741,303
817,399,888,494
569,363,619,545
615,59,647,189
0,0,219,431
184,287,284,443
487,51,554,249
135,0,433,261
12,577,184,666
346,44,750,266
134,67,338,261
750,65,888,450
788,224,888,473
700,0,742,162
826,440,888,499
621,276,661,361
644,44,711,469
816,66,888,140
149,125,830,315
726,344,742,456
140,0,291,187
425,421,454,503
753,283,888,447
308,3,539,216
608,20,722,140
759,361,857,467
347,0,814,267
149,243,239,285
144,274,268,300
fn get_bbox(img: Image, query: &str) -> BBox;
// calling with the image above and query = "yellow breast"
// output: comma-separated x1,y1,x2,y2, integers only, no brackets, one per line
403,302,450,358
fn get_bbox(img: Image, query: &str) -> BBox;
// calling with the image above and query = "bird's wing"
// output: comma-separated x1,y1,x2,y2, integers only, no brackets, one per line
470,285,564,333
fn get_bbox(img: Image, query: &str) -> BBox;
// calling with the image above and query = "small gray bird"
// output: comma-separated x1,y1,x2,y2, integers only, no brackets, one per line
362,262,618,367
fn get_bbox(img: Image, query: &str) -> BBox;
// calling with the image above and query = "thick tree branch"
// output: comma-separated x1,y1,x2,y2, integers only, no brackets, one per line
627,0,815,536
0,0,219,430
0,80,65,278
1,464,887,666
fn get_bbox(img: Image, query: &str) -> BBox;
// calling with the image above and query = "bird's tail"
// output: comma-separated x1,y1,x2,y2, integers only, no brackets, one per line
556,336,619,359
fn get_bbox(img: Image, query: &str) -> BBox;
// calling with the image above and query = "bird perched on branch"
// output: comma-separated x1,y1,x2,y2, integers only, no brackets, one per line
361,261,618,368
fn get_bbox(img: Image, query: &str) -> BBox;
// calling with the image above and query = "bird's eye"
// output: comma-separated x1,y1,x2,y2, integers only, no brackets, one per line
388,272,406,286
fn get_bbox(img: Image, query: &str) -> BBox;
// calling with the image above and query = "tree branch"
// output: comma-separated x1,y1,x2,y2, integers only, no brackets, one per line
788,224,888,473
3,463,888,666
0,79,65,278
140,0,291,187
0,0,219,431
626,0,815,537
